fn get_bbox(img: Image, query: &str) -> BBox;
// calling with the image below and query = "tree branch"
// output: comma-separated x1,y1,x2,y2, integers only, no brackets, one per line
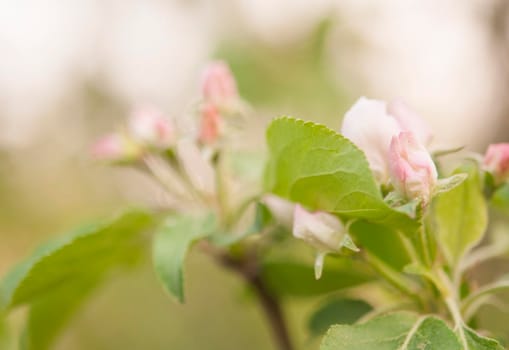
203,243,294,350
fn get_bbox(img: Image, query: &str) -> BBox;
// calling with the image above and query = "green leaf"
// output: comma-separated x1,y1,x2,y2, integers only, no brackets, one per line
320,312,461,350
464,326,504,350
0,210,155,350
152,212,217,303
22,276,97,350
349,221,411,270
1,210,154,310
434,163,488,266
308,298,372,337
265,117,418,235
434,173,468,196
491,183,509,211
461,280,509,318
261,257,373,298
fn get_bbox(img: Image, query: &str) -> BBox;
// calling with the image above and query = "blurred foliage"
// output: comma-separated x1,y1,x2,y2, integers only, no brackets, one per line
215,18,350,124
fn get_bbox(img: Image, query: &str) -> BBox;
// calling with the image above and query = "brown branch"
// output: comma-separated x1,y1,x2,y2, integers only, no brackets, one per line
201,242,294,350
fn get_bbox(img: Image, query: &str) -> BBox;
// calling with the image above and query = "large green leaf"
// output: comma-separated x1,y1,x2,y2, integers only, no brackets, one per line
434,164,488,266
321,312,461,350
0,210,155,350
349,221,411,270
21,276,97,350
308,298,372,337
265,117,418,234
260,257,373,298
1,210,154,309
152,213,217,303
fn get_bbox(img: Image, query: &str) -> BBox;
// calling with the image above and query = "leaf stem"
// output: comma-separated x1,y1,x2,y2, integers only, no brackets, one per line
436,268,469,349
214,152,230,225
444,297,469,348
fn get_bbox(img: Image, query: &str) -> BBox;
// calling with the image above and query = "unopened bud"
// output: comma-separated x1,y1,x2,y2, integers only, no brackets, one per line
389,131,437,204
484,143,509,185
129,106,174,149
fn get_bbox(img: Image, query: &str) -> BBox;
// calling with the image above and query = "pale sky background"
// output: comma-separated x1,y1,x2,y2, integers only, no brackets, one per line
0,0,505,150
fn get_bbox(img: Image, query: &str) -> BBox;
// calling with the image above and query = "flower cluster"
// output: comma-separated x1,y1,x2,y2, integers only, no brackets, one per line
265,97,441,277
91,61,246,207
198,61,243,145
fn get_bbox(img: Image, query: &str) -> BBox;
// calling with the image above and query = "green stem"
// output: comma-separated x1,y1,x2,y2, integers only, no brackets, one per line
214,152,230,225
412,225,432,267
445,297,469,348
436,269,469,348
363,251,422,306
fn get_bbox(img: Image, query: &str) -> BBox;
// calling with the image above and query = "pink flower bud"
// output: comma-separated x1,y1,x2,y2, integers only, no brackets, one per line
484,143,509,184
201,61,238,110
128,106,174,149
91,134,133,161
198,103,223,144
389,131,437,204
341,97,434,185
293,205,345,253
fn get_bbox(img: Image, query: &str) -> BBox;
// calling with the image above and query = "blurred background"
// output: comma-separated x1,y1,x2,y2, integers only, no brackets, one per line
2,0,509,349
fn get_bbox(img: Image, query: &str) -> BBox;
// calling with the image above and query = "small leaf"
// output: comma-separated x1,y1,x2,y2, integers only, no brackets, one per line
464,326,504,350
314,252,327,280
434,163,488,267
434,173,468,196
308,298,372,337
393,199,421,219
320,312,461,350
152,212,217,303
265,117,418,235
432,145,465,158
261,257,373,298
341,234,359,252
461,280,509,319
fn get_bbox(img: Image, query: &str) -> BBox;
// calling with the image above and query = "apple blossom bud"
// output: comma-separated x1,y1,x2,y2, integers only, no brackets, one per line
261,194,295,229
387,99,433,147
341,97,434,185
128,106,174,149
389,131,438,204
341,97,401,184
199,103,223,144
484,143,509,184
293,205,345,253
293,205,347,279
91,134,138,162
201,61,238,110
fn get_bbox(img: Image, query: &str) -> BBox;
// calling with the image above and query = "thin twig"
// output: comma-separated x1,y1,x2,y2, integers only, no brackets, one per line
202,243,294,350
